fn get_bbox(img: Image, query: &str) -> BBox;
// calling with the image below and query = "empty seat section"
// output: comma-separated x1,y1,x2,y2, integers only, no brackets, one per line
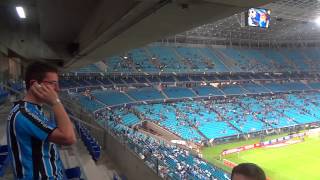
93,90,132,106
193,86,224,96
163,87,196,98
127,88,164,101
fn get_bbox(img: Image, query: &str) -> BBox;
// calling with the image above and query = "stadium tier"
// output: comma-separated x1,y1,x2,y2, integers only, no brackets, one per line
193,86,224,96
127,88,164,101
74,85,320,142
72,64,102,73
76,94,104,112
93,90,132,106
74,85,320,179
74,46,320,74
163,87,196,99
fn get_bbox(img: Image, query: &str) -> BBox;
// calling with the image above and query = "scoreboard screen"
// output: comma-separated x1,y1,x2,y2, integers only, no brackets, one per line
246,8,271,28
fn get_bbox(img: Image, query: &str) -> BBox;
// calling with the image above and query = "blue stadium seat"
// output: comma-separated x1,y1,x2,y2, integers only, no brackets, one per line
0,145,9,177
163,87,196,98
65,166,81,179
75,122,102,161
127,88,164,101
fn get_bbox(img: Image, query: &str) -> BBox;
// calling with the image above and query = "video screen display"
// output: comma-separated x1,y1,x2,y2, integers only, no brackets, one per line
247,8,271,28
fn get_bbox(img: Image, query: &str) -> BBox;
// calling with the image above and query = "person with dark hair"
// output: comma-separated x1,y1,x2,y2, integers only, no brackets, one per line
231,163,266,180
7,62,76,179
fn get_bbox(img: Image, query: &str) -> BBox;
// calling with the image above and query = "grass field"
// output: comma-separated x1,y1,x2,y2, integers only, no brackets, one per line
202,134,320,180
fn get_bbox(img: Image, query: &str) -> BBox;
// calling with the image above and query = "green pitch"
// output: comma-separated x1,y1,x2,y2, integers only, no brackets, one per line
202,135,320,180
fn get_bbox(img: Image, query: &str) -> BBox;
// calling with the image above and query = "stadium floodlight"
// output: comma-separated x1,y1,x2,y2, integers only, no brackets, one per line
16,6,26,19
315,17,320,25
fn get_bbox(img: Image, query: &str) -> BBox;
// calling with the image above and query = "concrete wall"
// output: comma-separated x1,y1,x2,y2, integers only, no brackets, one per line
0,53,9,82
8,57,22,80
142,121,181,141
0,53,22,82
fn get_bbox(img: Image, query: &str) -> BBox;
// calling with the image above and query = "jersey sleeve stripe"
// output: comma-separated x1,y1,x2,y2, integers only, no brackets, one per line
19,103,54,134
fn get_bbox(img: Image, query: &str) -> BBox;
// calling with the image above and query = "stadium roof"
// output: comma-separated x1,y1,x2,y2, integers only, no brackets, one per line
0,0,273,71
172,0,320,47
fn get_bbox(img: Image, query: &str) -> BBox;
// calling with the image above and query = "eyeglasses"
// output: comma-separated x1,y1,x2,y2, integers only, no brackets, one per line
42,80,59,87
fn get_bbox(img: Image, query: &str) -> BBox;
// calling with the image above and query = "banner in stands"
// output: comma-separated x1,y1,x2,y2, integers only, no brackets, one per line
222,143,261,156
221,132,307,156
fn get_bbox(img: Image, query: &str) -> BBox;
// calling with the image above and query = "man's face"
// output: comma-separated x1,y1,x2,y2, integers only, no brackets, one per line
41,72,60,92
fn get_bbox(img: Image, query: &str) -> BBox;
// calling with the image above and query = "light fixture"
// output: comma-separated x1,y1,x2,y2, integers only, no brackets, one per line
315,17,320,26
16,6,26,19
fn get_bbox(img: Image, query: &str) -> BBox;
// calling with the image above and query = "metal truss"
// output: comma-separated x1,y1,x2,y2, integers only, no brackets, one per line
163,0,320,47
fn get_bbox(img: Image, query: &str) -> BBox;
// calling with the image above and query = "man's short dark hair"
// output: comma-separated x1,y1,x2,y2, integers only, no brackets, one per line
25,62,58,90
231,163,266,180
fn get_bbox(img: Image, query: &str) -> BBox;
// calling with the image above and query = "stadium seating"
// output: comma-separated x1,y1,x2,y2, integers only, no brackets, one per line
99,78,113,85
73,45,320,74
74,64,101,73
175,75,190,82
241,83,271,94
127,88,164,101
199,48,229,72
220,84,246,95
263,82,291,92
110,77,124,84
281,50,309,70
60,79,80,88
189,75,204,81
0,145,9,177
219,48,251,71
93,90,132,106
86,79,103,86
192,86,224,96
122,77,136,84
283,82,310,91
134,76,148,83
148,46,189,72
73,79,91,86
112,109,140,126
58,43,320,180
308,82,320,89
261,49,292,71
65,167,82,179
7,81,24,92
175,47,210,72
75,122,101,161
128,48,158,72
163,87,196,98
146,76,160,83
0,86,9,105
105,56,132,72
103,123,229,180
241,49,273,67
159,76,175,82
76,95,104,112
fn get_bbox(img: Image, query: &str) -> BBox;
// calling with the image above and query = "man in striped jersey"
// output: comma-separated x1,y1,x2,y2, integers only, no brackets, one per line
7,62,76,179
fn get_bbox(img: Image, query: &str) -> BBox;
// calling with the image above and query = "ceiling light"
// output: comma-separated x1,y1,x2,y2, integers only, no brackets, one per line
315,17,320,25
16,6,26,19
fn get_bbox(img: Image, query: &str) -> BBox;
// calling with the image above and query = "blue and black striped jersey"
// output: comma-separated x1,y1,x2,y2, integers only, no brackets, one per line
7,101,64,180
